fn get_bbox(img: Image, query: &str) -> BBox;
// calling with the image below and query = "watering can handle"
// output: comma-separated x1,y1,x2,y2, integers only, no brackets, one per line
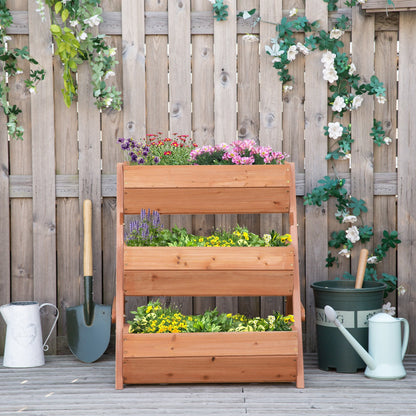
399,317,409,360
39,303,60,352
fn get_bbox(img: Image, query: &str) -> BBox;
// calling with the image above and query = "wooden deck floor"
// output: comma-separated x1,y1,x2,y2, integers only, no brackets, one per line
1,354,415,415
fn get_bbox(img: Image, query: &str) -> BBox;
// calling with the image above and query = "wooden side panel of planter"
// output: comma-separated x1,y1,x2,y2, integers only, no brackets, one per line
123,270,294,296
124,246,295,270
122,356,297,384
123,329,298,357
123,164,291,214
124,187,290,214
122,329,298,384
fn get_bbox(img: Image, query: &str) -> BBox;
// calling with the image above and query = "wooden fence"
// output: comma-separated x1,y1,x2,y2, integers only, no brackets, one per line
1,0,415,355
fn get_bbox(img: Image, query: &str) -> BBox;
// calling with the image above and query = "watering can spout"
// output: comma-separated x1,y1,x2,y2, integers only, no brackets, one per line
324,305,377,371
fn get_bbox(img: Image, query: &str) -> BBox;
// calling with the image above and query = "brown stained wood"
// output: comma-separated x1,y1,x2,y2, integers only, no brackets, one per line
362,0,416,11
351,8,375,271
124,246,295,271
28,2,57,352
123,270,294,296
123,329,298,358
304,0,328,353
124,187,290,214
123,355,297,384
397,11,416,354
124,164,292,188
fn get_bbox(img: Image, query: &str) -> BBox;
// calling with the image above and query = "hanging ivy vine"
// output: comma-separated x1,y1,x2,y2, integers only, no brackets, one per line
38,0,122,111
0,0,45,140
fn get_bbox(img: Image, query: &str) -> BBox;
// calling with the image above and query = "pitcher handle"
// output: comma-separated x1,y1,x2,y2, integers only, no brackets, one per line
398,317,409,360
39,303,60,352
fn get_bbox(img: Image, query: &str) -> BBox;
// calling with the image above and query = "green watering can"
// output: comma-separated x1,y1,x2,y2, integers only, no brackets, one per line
324,305,409,380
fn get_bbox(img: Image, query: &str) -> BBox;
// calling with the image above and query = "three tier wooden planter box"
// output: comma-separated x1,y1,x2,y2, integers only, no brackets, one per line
115,163,304,389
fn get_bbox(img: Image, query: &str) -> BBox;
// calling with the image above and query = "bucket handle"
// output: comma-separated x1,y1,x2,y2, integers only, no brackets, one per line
39,303,60,352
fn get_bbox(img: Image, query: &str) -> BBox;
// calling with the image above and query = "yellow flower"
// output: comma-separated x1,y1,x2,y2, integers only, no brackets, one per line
243,232,249,240
146,305,152,313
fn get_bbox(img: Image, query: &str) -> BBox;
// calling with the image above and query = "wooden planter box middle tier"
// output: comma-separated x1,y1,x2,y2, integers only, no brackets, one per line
124,246,295,297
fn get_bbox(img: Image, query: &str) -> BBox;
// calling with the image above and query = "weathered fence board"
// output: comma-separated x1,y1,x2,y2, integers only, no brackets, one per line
1,1,412,355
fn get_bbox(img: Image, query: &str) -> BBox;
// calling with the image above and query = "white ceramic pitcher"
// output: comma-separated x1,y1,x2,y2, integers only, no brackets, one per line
0,301,59,368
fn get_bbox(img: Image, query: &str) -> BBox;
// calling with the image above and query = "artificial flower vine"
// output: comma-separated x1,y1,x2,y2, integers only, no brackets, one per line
37,0,122,110
0,0,45,140
209,0,228,21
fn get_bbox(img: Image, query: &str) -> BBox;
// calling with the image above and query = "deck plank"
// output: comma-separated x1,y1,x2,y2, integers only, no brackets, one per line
0,354,415,415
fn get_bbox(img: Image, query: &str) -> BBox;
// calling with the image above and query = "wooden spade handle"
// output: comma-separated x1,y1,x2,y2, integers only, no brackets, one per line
83,199,93,276
355,248,369,289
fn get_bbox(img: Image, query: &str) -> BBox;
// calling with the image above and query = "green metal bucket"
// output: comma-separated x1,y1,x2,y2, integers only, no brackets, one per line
311,280,386,373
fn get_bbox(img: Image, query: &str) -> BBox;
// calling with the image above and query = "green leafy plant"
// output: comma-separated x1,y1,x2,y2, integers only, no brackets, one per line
127,300,294,334
125,211,292,248
210,0,228,21
40,0,121,110
0,1,45,139
304,177,400,296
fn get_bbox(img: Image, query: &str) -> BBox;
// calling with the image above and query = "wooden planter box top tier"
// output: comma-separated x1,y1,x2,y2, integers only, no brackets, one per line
116,163,304,389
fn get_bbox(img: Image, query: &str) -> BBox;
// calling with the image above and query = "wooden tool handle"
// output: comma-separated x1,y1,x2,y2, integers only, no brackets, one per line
83,199,93,276
355,248,369,289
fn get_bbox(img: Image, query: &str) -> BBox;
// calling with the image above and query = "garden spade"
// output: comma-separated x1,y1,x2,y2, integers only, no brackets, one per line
66,200,111,363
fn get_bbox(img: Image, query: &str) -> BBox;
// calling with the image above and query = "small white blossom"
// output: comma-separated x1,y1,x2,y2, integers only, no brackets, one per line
338,248,351,258
398,285,406,296
108,47,117,57
323,66,338,83
208,0,215,4
263,234,271,244
287,45,298,61
104,70,115,80
332,96,347,113
289,8,298,17
357,0,367,4
78,32,88,41
242,34,259,42
296,42,310,55
70,20,79,27
16,69,23,75
62,0,70,4
367,256,378,264
377,95,387,104
29,87,37,94
103,96,113,107
382,302,396,316
330,28,344,40
384,136,392,145
342,215,358,224
351,95,364,110
3,35,12,42
348,63,356,75
339,153,351,160
327,122,343,140
84,14,101,27
283,85,293,93
242,10,252,19
346,225,360,244
265,41,285,63
321,50,336,66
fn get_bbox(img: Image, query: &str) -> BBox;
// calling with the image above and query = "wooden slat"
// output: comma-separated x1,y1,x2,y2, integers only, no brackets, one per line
123,355,297,384
77,63,102,305
397,11,416,355
351,8,375,271
373,30,398,308
28,1,57,352
123,330,298,357
362,0,416,12
123,270,294,296
124,246,295,271
304,0,328,353
124,187,290,214
0,83,9,356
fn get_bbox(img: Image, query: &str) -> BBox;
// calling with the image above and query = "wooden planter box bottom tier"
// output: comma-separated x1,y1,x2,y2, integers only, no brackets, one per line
122,327,298,384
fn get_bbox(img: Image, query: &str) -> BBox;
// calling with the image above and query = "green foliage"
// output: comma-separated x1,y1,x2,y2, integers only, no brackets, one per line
128,300,294,334
371,119,387,146
126,220,292,248
43,0,122,110
0,1,45,139
212,0,228,21
323,0,339,11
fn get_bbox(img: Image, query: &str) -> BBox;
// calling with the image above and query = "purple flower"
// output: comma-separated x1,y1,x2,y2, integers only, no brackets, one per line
138,157,145,164
121,142,129,150
154,156,160,164
130,153,138,162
